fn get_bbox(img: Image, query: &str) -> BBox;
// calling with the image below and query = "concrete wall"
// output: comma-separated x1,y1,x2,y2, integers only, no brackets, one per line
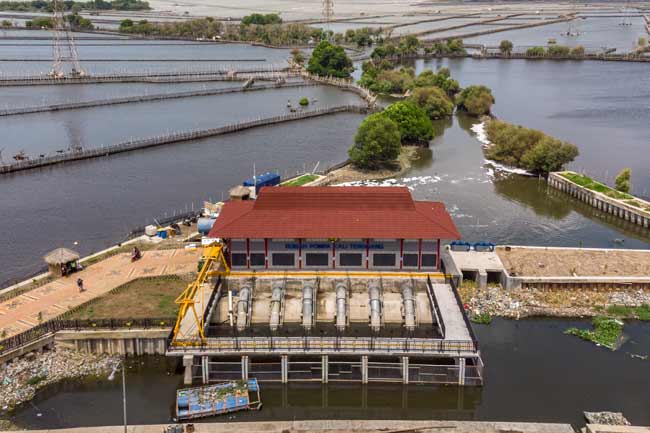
54,329,170,356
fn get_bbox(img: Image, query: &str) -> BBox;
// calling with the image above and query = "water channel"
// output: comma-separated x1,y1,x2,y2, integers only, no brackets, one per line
8,319,650,429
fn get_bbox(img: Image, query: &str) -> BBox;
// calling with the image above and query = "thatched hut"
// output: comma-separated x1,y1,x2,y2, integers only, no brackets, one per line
44,248,80,277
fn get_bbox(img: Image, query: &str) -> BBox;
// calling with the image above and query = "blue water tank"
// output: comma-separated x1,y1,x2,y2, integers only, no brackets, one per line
197,217,216,235
243,172,281,193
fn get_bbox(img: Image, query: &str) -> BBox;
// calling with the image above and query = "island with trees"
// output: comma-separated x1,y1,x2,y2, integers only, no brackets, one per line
0,0,150,12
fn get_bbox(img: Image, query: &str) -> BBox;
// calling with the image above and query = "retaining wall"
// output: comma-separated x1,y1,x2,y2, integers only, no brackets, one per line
548,172,650,229
55,328,170,356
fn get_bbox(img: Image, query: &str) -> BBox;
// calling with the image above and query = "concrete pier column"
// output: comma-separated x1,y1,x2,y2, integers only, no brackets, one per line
281,355,288,384
361,355,368,384
241,355,249,380
183,355,194,385
201,356,209,384
458,358,466,386
402,356,409,384
321,355,328,384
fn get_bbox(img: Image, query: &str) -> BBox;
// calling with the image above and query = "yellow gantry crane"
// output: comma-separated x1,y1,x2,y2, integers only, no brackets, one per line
171,244,230,346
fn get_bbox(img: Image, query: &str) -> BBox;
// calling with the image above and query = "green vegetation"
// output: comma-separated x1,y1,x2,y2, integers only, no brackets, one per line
67,276,188,319
383,101,434,144
486,120,579,174
526,46,546,56
606,304,650,321
499,39,513,55
1,19,12,27
615,168,631,193
571,45,585,56
298,97,309,106
343,27,384,47
66,12,93,30
0,0,150,12
455,85,495,116
348,112,401,169
426,38,466,55
547,44,571,56
241,13,282,26
639,37,647,47
408,86,454,120
565,316,623,350
120,18,324,46
560,172,633,200
26,374,47,385
470,312,492,325
412,67,460,97
358,62,414,94
281,174,319,186
307,40,353,78
26,16,53,28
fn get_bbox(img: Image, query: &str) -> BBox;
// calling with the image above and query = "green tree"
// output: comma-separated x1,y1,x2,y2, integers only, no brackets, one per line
455,85,495,116
382,101,434,144
299,97,309,106
547,44,570,57
241,13,282,25
526,46,546,56
615,168,631,193
499,40,513,55
520,137,579,174
639,37,647,47
307,40,353,78
119,18,133,29
413,67,460,97
1,19,11,27
398,34,420,56
408,86,454,119
348,113,401,169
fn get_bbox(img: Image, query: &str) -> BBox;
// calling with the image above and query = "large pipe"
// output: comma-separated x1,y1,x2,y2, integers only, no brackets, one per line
302,283,315,330
368,281,382,331
335,282,348,331
269,282,283,331
401,282,416,331
236,285,251,330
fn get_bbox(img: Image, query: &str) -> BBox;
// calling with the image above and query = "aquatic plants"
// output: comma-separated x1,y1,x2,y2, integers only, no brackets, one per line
299,97,309,106
470,312,492,325
565,316,623,350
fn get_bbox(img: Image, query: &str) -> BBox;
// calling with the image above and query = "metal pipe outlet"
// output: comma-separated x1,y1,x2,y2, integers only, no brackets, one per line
401,282,416,331
269,282,283,331
368,281,382,332
302,283,315,330
236,285,251,331
335,282,348,331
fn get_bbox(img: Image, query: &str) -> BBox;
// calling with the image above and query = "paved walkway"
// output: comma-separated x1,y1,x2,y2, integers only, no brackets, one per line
0,248,201,339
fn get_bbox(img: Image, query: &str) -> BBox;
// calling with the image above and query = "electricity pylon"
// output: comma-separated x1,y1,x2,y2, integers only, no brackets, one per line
50,0,84,78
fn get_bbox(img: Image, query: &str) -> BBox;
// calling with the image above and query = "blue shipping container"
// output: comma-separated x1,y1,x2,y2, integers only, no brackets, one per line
243,172,281,193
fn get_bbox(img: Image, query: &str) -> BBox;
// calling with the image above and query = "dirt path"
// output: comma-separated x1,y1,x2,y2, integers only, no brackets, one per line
0,249,200,339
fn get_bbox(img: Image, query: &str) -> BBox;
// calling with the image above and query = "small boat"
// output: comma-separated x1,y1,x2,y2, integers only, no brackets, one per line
287,99,292,107
175,379,261,421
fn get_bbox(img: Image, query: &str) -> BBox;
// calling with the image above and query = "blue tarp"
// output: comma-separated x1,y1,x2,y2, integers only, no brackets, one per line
243,172,281,193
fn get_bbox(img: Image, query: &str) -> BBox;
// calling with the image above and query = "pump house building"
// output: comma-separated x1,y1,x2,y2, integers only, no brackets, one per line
208,186,461,271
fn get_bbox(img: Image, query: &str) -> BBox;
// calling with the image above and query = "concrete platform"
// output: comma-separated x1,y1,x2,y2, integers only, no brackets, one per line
0,419,576,433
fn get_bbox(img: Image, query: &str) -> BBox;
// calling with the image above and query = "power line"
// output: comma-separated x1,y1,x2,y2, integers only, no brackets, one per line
50,0,84,78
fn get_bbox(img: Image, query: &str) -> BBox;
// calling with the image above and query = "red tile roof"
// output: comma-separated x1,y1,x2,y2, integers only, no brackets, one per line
208,186,460,240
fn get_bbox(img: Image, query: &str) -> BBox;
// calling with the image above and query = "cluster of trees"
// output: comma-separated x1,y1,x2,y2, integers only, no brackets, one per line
525,45,585,57
119,17,325,46
485,120,579,174
348,101,434,169
0,0,149,12
455,85,494,116
425,38,465,55
359,62,461,97
306,40,353,78
343,27,384,47
1,19,11,27
26,13,92,29
241,13,281,25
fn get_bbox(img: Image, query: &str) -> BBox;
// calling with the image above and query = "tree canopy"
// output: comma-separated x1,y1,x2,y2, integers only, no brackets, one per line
499,40,513,55
241,13,282,25
412,67,460,97
382,101,434,144
485,120,578,174
307,41,354,78
455,85,495,116
408,86,454,119
348,113,401,169
615,168,631,193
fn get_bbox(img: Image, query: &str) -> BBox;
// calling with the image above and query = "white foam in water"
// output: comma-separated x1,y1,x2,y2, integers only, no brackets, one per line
336,174,446,189
471,121,535,177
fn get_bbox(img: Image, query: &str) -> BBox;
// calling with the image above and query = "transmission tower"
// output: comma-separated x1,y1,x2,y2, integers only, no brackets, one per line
51,0,84,78
322,0,334,23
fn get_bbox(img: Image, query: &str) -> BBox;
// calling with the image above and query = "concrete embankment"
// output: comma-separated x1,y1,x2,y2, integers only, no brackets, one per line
0,81,319,117
0,105,368,175
548,172,650,229
0,419,577,433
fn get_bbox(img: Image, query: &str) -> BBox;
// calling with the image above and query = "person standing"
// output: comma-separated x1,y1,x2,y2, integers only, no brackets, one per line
77,278,85,292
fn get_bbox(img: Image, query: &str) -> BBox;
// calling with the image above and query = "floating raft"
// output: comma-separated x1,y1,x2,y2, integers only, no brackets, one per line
176,378,261,421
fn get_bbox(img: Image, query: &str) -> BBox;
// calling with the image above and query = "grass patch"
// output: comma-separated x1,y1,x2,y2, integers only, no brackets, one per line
561,172,633,200
281,174,319,187
565,316,623,350
66,276,189,320
606,304,650,321
470,312,492,325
